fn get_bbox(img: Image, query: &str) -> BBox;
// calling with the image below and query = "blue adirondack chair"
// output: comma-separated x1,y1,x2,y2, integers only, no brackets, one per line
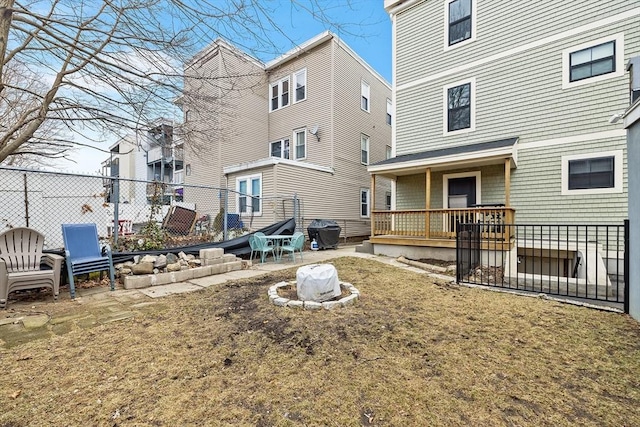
61,223,115,298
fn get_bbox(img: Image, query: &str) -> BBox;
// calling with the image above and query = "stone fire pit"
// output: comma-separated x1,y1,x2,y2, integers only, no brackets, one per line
268,281,360,310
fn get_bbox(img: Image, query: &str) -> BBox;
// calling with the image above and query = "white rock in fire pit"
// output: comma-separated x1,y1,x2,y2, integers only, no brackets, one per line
296,264,341,302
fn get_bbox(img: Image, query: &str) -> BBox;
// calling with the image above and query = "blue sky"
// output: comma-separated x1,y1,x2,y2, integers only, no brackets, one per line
59,1,392,173
253,1,392,82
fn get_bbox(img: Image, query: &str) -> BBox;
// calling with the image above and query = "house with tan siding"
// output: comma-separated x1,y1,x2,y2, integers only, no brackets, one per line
368,0,638,259
180,32,391,237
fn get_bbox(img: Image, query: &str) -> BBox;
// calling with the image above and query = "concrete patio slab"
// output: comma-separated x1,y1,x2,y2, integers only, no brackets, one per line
138,282,203,298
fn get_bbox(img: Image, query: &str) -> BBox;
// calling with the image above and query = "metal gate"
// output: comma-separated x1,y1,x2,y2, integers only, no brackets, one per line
456,221,629,311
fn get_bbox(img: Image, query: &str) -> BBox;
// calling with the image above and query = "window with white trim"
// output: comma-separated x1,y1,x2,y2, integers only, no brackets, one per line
270,138,290,159
361,134,370,165
448,0,472,45
270,77,290,111
360,188,370,218
561,150,623,195
570,41,616,82
237,174,262,215
386,145,392,159
361,80,370,112
444,78,475,134
445,0,475,50
294,129,306,160
386,98,392,125
562,34,624,89
385,191,392,210
293,68,307,103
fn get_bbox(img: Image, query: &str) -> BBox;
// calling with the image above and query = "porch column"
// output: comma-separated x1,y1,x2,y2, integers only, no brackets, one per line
371,174,376,237
504,158,511,207
425,168,431,238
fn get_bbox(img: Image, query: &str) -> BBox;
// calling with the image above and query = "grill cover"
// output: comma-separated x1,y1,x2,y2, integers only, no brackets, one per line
307,219,341,249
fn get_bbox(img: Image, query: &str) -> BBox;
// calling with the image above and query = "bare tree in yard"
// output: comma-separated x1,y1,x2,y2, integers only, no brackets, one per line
0,0,371,166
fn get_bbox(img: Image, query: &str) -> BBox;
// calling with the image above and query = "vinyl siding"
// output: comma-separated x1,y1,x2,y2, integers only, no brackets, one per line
396,164,505,210
274,163,373,238
391,1,636,225
225,166,276,231
396,174,425,210
396,0,638,86
267,42,334,167
331,40,392,228
396,18,638,155
183,46,267,218
216,50,268,169
255,38,391,236
183,49,222,189
512,138,627,224
181,35,391,235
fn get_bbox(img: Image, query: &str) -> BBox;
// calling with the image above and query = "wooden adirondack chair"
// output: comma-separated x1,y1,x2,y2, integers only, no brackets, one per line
0,227,64,308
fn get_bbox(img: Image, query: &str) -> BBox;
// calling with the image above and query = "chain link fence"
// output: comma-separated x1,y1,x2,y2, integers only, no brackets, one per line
0,167,301,251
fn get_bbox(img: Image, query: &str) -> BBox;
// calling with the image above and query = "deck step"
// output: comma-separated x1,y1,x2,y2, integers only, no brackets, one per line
355,240,374,254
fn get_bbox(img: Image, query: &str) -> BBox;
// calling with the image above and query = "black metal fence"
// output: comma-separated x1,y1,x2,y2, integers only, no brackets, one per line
456,222,628,309
0,167,301,250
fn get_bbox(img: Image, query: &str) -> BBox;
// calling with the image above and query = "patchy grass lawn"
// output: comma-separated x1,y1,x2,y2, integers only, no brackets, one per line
1,257,639,426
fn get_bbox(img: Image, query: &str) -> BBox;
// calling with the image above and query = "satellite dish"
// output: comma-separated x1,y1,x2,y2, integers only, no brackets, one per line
310,125,319,135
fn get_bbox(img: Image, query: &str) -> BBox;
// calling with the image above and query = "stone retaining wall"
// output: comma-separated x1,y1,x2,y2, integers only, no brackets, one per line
124,248,243,289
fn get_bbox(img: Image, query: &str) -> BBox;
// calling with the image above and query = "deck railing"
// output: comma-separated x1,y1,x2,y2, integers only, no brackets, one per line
372,207,516,240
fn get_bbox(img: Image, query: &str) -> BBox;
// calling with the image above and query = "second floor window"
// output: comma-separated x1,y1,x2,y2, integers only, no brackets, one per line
270,77,290,111
294,129,306,160
386,145,392,159
447,82,471,132
448,0,472,46
361,80,370,112
270,138,290,159
570,41,616,83
361,134,370,165
293,69,307,102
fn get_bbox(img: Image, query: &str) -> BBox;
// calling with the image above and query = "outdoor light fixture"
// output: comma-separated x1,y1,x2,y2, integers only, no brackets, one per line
608,112,625,124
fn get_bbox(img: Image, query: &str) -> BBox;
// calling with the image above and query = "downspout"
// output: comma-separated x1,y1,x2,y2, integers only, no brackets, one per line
330,37,335,171
223,173,229,240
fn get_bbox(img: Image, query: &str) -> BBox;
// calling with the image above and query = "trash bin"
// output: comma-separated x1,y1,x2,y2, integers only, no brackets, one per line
307,219,341,249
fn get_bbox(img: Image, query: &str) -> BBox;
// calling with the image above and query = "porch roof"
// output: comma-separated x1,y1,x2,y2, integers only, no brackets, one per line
369,137,518,177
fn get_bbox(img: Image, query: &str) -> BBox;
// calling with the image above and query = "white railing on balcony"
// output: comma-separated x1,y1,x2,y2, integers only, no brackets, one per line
172,169,184,185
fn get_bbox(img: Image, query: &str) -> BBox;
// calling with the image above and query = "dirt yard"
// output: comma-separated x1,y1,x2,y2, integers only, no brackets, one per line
1,257,639,426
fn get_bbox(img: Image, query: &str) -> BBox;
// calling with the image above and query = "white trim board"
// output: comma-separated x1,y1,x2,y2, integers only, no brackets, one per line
517,130,626,150
397,7,640,92
223,157,334,175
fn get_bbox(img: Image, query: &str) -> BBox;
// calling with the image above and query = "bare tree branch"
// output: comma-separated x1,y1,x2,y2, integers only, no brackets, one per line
0,0,372,166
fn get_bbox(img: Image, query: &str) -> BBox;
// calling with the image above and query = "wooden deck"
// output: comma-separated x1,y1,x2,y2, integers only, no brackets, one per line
369,234,516,250
369,208,516,250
